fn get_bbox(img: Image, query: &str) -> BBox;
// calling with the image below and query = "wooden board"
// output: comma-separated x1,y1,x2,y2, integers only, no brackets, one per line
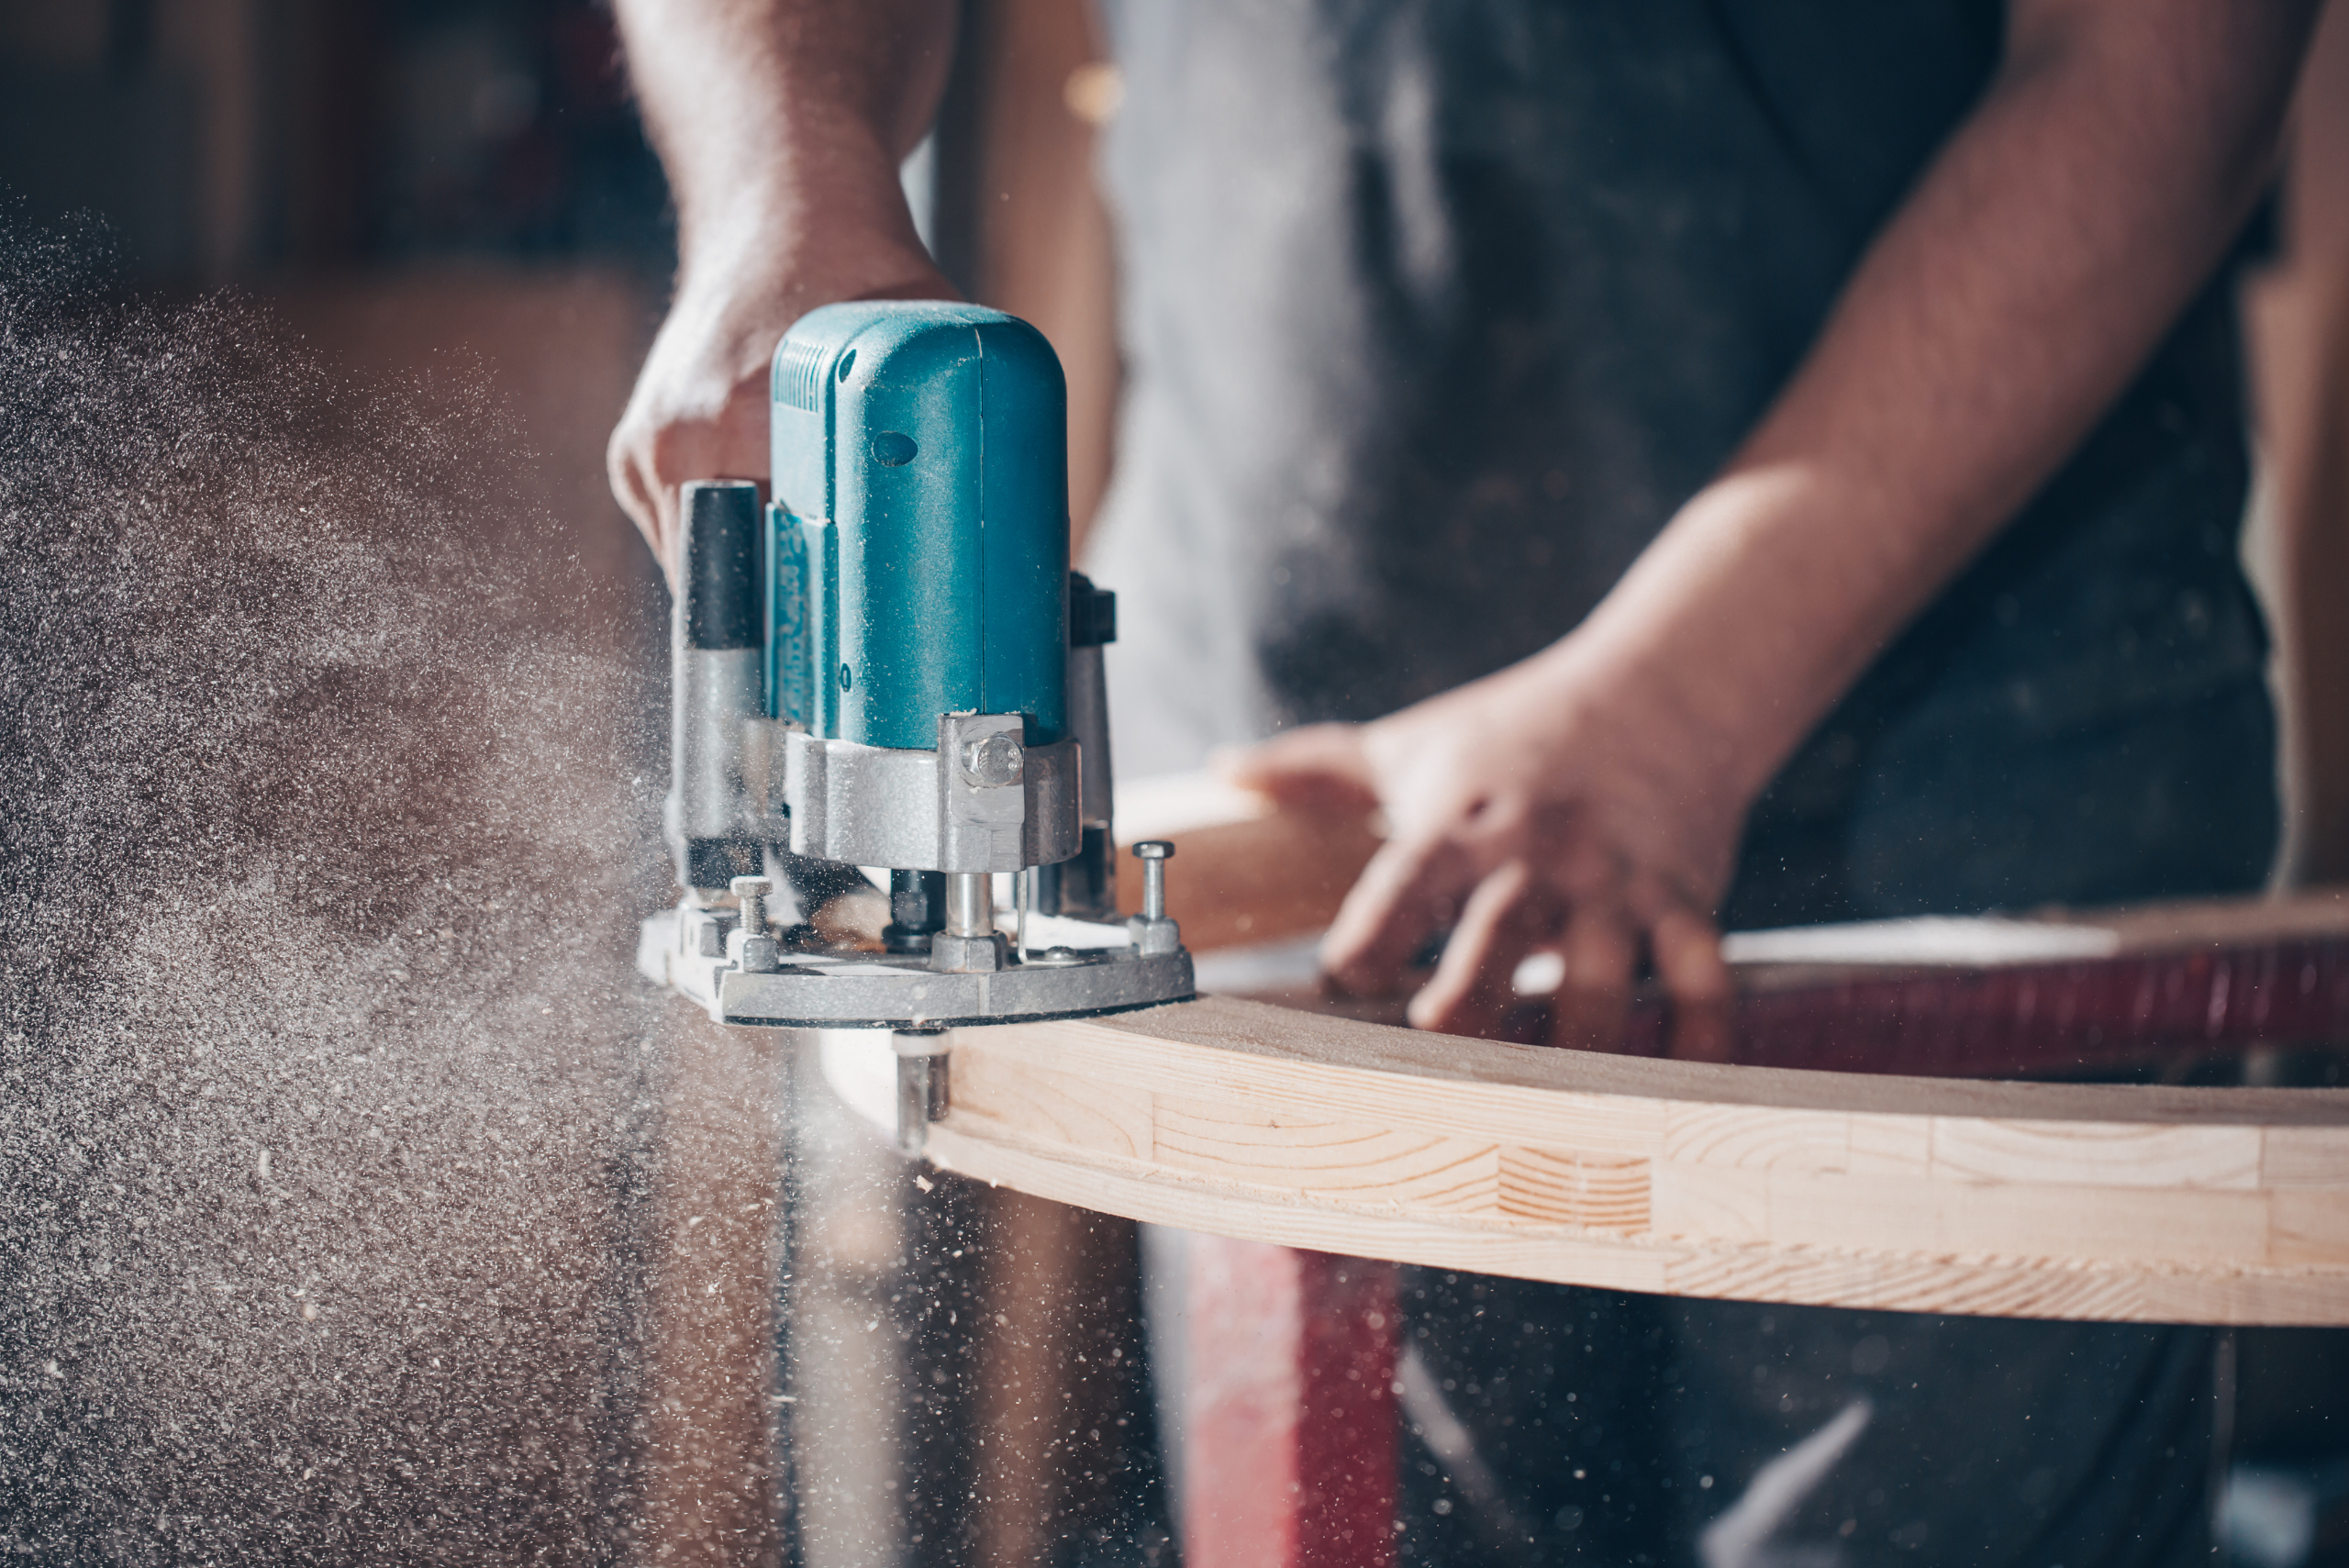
898,995,2349,1325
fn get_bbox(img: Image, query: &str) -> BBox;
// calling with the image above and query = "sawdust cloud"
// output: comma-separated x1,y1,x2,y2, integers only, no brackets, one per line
0,217,676,1562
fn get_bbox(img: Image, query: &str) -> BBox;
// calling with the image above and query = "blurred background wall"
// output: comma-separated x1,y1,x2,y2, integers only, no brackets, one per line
0,0,678,632
0,0,672,281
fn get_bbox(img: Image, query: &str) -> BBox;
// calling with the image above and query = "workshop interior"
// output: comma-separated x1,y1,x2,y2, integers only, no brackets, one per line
4,1,2349,1565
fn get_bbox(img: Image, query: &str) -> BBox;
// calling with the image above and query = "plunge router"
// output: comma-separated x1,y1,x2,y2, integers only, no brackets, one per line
637,302,1194,1040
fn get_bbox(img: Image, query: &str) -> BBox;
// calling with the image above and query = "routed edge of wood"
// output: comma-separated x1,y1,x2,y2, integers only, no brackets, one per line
880,995,2349,1326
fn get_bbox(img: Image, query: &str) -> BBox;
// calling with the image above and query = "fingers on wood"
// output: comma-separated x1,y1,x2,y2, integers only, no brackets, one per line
1375,858,1728,1055
1547,904,1636,1050
1321,830,1477,995
1650,905,1732,1062
1222,724,1382,813
1408,861,1556,1038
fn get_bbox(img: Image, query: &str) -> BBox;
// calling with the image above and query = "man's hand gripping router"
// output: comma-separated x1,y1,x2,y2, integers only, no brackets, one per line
604,0,960,579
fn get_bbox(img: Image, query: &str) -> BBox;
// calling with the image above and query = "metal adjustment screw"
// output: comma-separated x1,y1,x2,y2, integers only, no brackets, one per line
930,871,1005,973
958,732,1025,789
1131,841,1174,919
729,875,782,973
1126,841,1181,955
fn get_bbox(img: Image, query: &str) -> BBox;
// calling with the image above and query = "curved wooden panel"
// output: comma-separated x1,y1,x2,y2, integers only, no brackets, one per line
881,996,2349,1325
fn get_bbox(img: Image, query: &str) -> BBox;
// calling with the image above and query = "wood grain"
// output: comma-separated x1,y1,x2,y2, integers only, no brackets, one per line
881,995,2349,1325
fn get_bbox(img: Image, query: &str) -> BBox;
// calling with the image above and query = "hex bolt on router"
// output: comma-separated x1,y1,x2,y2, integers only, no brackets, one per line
959,732,1024,789
929,872,1008,974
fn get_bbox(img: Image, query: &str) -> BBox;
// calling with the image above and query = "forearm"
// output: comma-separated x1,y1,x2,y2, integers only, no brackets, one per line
607,0,959,565
1553,0,2315,796
615,0,954,302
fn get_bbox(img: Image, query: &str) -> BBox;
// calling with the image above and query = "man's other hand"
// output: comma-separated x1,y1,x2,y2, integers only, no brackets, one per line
607,243,953,583
1225,655,1743,1059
